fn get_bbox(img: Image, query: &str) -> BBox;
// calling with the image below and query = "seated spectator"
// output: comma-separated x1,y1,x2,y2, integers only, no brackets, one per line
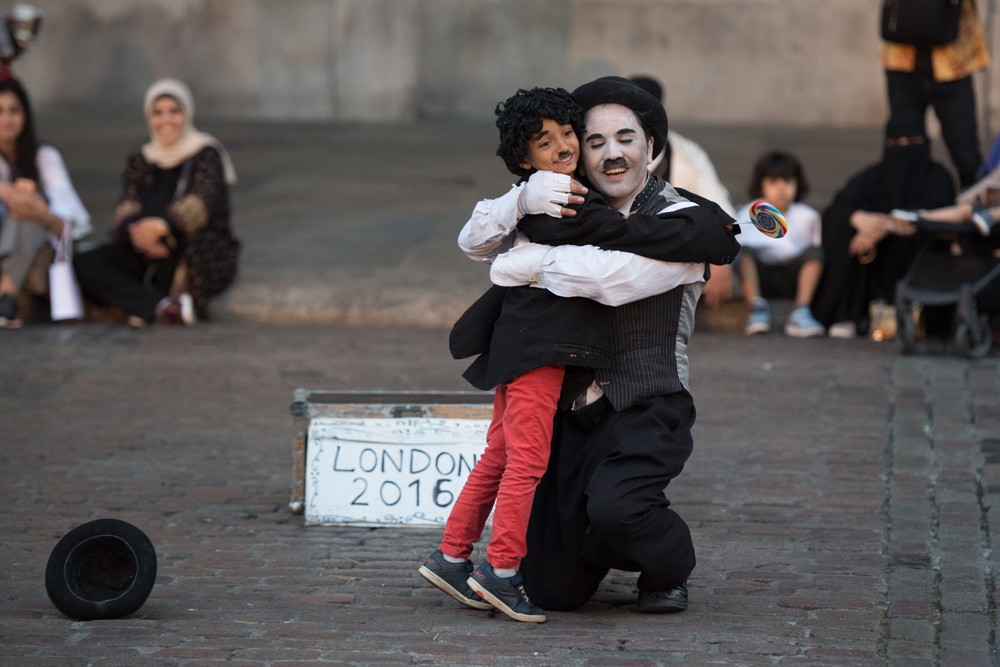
0,78,91,328
630,75,736,307
735,151,824,337
74,78,239,327
811,117,956,338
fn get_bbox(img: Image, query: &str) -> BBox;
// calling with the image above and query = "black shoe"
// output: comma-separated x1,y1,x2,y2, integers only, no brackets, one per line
418,550,491,610
636,581,689,613
0,293,22,329
467,563,546,623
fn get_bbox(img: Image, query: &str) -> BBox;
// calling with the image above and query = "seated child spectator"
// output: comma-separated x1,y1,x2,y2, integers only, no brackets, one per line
735,151,824,337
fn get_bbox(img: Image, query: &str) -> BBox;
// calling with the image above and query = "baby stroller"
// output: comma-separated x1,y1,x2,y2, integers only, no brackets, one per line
893,211,1000,358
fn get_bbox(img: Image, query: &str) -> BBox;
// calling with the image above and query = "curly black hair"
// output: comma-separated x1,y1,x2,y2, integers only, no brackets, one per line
747,150,810,201
495,87,582,179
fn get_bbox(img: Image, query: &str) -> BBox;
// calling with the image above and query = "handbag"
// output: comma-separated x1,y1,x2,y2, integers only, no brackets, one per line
881,0,964,48
49,219,83,321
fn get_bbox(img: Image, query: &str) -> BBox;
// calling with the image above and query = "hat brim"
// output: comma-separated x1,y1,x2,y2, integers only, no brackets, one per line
45,518,157,621
572,76,668,159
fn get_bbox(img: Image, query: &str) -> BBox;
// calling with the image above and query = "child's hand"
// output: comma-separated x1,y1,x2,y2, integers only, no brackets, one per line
517,171,587,218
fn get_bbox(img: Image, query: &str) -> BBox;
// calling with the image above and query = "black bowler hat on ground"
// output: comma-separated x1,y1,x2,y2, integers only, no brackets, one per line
45,518,157,620
572,75,670,160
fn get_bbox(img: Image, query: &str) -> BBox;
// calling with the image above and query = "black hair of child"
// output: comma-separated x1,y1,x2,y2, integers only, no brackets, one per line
747,150,810,201
495,87,583,180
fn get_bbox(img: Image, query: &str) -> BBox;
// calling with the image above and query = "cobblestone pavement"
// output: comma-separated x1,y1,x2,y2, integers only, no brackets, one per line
3,322,999,666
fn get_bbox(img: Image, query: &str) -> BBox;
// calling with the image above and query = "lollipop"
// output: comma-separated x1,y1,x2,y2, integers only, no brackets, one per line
748,200,788,239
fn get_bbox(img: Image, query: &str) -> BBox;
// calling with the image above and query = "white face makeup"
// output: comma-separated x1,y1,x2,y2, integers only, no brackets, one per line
580,103,653,211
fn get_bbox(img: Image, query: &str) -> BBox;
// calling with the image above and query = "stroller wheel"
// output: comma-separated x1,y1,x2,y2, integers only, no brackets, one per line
955,313,992,359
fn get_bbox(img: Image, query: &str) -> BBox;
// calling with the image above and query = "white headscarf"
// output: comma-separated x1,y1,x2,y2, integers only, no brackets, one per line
141,78,237,184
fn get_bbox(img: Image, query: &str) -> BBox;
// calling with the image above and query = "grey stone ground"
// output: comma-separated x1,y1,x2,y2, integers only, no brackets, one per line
2,116,999,665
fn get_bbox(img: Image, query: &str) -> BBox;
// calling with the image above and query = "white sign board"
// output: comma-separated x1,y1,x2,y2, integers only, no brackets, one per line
305,416,490,526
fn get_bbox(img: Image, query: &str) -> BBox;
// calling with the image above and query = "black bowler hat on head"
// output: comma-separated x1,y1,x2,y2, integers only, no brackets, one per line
45,518,157,621
572,75,669,159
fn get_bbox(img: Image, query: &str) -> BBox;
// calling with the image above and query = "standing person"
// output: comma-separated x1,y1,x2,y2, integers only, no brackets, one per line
420,87,739,622
74,78,239,327
882,0,989,188
630,74,737,307
459,76,740,613
735,151,825,337
811,117,956,338
0,78,91,328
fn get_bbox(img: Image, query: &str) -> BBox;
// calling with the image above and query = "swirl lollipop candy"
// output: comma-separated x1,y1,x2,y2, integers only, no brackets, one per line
748,200,788,239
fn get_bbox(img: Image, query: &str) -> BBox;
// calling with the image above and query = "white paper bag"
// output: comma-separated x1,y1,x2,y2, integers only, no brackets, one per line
49,220,83,321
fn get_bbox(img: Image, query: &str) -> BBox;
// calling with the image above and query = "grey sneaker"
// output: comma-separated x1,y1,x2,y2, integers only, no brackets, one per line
744,298,771,335
784,306,825,338
418,550,491,610
467,562,546,623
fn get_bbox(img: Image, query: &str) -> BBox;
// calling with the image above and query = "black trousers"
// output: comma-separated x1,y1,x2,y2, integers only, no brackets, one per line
521,391,697,611
886,53,982,188
74,242,181,322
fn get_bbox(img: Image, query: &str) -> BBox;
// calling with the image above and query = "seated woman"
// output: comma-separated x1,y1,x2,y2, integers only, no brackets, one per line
811,117,956,338
0,78,91,328
74,78,239,327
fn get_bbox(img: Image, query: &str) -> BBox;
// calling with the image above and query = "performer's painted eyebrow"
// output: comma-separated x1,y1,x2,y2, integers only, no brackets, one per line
585,127,637,143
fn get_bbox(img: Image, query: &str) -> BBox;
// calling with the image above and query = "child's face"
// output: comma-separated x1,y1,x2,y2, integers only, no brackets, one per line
520,118,580,175
760,175,797,212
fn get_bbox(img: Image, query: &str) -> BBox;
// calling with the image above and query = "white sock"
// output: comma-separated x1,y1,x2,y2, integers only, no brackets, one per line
441,553,464,564
493,567,517,578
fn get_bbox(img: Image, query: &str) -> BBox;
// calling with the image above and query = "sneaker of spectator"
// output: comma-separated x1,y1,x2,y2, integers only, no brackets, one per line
971,203,994,237
828,321,858,339
155,293,196,326
784,305,825,338
744,297,771,335
0,293,23,329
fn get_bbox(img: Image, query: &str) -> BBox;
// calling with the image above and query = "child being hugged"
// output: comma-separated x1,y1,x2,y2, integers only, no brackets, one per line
736,150,825,337
418,87,603,625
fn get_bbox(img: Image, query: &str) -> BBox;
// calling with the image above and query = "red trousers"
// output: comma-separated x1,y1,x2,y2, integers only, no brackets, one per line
439,365,564,570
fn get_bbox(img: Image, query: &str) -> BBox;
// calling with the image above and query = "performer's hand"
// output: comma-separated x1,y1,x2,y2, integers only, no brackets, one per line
517,171,587,218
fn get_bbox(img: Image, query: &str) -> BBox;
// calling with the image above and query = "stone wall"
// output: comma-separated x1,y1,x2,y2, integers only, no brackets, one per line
10,0,1000,133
